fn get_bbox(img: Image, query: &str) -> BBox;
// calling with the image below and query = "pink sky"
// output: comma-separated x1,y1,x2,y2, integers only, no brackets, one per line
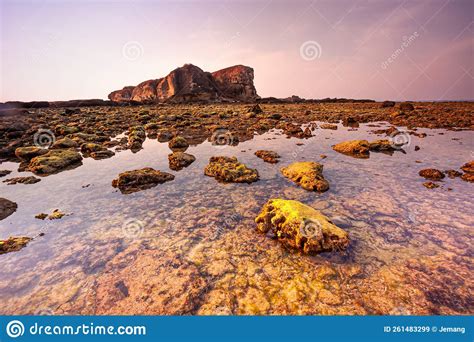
0,0,472,101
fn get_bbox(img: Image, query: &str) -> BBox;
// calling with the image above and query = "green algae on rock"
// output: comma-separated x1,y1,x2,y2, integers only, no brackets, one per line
15,146,48,161
255,199,349,254
168,152,196,171
280,161,329,192
204,156,259,183
332,140,370,158
168,136,189,151
28,149,83,176
51,137,78,149
0,236,32,255
254,150,280,164
112,167,175,194
127,126,146,152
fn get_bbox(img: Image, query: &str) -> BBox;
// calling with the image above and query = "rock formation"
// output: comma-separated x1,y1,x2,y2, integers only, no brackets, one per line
108,64,259,103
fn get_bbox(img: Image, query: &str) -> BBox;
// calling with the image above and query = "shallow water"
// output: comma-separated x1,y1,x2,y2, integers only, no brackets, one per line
1,121,473,315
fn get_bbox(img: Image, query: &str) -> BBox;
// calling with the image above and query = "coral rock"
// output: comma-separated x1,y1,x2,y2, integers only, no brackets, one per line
255,150,280,164
28,149,83,176
204,156,258,183
333,140,370,158
280,161,329,192
112,167,175,194
419,169,445,181
168,152,196,171
255,199,349,254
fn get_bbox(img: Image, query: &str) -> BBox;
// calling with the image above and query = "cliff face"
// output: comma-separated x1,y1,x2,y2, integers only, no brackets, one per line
108,64,258,103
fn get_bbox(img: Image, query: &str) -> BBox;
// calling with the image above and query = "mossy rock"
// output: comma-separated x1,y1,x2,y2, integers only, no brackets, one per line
0,236,32,255
333,140,370,158
112,167,175,194
255,150,280,164
51,137,78,149
168,152,196,171
281,161,329,192
168,136,189,150
28,149,83,176
204,156,258,183
15,146,48,161
255,199,349,254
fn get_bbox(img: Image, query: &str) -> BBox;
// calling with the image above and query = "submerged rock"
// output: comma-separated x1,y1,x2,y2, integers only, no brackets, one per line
460,161,474,174
0,236,32,255
0,170,12,177
28,149,83,176
333,140,370,158
368,139,397,152
319,123,338,130
204,156,259,183
168,152,196,171
423,182,440,189
419,169,445,181
255,199,349,254
112,167,175,194
255,150,280,164
0,198,17,220
280,161,329,192
90,150,115,160
3,176,40,185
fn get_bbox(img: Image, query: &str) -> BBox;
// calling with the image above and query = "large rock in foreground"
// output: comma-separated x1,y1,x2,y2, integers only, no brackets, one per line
255,199,349,254
108,64,259,103
28,149,83,176
204,156,258,183
281,161,329,192
112,167,174,194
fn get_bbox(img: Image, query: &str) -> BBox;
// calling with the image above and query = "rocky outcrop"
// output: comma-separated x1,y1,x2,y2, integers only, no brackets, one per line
255,199,349,254
108,64,259,103
211,65,258,102
28,149,83,176
0,198,17,220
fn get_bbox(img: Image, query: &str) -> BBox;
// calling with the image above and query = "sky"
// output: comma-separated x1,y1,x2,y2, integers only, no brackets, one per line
0,0,473,102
